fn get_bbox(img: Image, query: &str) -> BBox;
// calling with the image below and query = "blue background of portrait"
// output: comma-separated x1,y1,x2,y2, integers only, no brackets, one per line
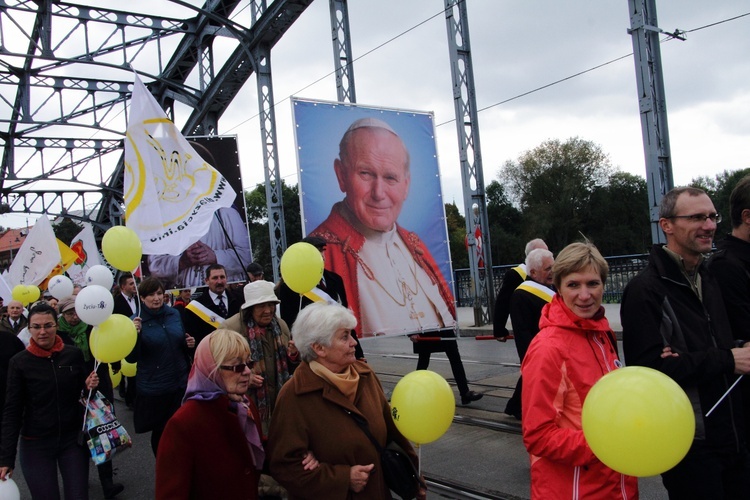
292,98,455,297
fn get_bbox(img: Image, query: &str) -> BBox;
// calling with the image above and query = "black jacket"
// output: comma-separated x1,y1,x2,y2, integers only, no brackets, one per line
493,265,525,338
710,235,750,342
621,244,744,447
0,345,88,468
708,234,750,440
277,270,364,359
182,288,240,347
509,282,553,361
113,292,139,317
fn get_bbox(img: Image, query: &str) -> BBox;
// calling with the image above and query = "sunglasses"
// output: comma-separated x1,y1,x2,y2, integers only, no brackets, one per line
219,360,255,373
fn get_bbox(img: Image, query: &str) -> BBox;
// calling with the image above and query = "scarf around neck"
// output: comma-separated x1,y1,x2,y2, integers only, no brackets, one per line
244,315,291,428
58,316,91,361
309,360,360,402
184,332,265,469
28,335,65,358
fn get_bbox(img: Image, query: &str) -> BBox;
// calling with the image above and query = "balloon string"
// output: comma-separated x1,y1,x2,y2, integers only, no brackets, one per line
132,263,142,318
80,359,100,432
705,374,743,417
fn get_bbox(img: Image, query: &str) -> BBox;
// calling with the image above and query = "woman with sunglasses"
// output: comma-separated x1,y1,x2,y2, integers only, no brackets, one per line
155,329,267,498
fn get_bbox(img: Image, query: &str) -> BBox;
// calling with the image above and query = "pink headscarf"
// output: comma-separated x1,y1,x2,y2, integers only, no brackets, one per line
184,332,265,469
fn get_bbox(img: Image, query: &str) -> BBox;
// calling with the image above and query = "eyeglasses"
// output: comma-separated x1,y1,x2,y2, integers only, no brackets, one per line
29,323,57,331
219,360,254,373
668,213,722,224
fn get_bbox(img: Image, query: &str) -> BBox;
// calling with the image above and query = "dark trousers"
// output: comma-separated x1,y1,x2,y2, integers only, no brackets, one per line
662,442,750,499
416,339,470,395
134,390,183,456
19,431,90,500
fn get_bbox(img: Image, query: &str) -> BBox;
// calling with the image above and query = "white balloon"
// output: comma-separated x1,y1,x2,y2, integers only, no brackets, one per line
75,285,114,326
85,265,114,290
47,275,74,300
0,478,21,500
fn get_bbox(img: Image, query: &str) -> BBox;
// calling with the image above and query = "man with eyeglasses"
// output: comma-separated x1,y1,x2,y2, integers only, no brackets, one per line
621,186,750,498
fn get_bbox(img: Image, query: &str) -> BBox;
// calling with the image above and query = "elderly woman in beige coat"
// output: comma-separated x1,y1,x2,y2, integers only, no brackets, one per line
268,302,426,499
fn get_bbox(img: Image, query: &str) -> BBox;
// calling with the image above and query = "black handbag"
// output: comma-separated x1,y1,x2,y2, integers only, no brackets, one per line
347,410,423,500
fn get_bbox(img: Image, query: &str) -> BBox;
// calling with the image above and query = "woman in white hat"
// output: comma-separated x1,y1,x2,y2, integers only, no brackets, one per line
222,280,300,436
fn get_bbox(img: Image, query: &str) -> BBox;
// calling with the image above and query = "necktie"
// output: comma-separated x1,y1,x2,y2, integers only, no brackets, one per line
217,295,228,317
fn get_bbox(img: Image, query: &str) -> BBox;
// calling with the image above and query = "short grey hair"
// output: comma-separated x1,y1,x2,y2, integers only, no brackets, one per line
659,187,707,219
291,302,357,363
525,248,553,272
524,238,548,256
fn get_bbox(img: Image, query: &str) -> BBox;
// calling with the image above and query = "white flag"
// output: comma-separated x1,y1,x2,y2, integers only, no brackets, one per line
7,215,62,286
67,224,103,286
0,273,13,302
124,74,236,255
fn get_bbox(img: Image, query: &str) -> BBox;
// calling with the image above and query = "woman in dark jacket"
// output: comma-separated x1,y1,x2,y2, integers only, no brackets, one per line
57,295,124,499
127,277,193,455
0,302,99,499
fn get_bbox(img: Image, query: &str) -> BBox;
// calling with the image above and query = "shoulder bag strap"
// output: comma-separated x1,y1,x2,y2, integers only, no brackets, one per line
345,410,384,453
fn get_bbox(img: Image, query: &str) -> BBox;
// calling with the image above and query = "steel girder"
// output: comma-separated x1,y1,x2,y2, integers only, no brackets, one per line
0,0,312,240
627,0,674,244
444,0,495,326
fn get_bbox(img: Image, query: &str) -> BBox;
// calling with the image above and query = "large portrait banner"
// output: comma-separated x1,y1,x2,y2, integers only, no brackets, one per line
293,98,456,337
141,135,252,290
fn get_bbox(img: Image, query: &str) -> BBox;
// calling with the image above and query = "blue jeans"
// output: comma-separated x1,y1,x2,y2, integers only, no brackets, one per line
19,431,90,500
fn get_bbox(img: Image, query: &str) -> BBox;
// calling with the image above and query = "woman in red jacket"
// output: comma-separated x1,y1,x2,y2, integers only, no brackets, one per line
155,329,267,499
521,242,638,499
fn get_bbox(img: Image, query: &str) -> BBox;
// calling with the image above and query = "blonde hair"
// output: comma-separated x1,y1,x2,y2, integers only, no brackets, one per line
208,329,250,377
552,242,608,290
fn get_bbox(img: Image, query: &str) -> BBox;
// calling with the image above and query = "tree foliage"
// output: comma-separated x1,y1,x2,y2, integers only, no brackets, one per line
501,137,613,251
444,202,468,269
243,181,301,277
586,172,650,255
52,218,83,245
485,181,523,264
691,168,750,238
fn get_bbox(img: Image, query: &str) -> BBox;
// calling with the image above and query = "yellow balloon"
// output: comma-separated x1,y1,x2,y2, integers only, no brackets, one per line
11,285,27,304
90,314,138,363
280,242,324,294
102,226,143,271
26,285,41,303
582,366,695,477
109,364,122,387
390,370,455,444
121,360,137,378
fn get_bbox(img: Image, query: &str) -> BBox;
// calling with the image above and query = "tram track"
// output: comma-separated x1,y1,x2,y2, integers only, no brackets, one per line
422,475,528,500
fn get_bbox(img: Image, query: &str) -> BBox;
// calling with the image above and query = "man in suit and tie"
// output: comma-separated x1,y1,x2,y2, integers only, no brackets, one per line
277,236,363,359
0,300,27,336
112,272,138,407
182,264,241,348
113,272,138,317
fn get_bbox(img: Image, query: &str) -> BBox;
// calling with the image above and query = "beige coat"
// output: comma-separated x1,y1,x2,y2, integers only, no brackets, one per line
267,361,418,499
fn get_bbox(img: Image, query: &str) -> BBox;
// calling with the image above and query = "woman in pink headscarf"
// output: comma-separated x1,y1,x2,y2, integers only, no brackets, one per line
155,329,267,498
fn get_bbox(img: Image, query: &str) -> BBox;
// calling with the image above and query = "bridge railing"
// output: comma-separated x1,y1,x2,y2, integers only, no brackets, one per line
453,253,649,307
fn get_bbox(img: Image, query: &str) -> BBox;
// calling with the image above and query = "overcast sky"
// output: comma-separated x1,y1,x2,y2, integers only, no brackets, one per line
2,0,748,230
216,0,750,212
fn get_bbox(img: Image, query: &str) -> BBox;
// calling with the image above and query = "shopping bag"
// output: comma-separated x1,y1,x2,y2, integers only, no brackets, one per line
80,391,132,464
